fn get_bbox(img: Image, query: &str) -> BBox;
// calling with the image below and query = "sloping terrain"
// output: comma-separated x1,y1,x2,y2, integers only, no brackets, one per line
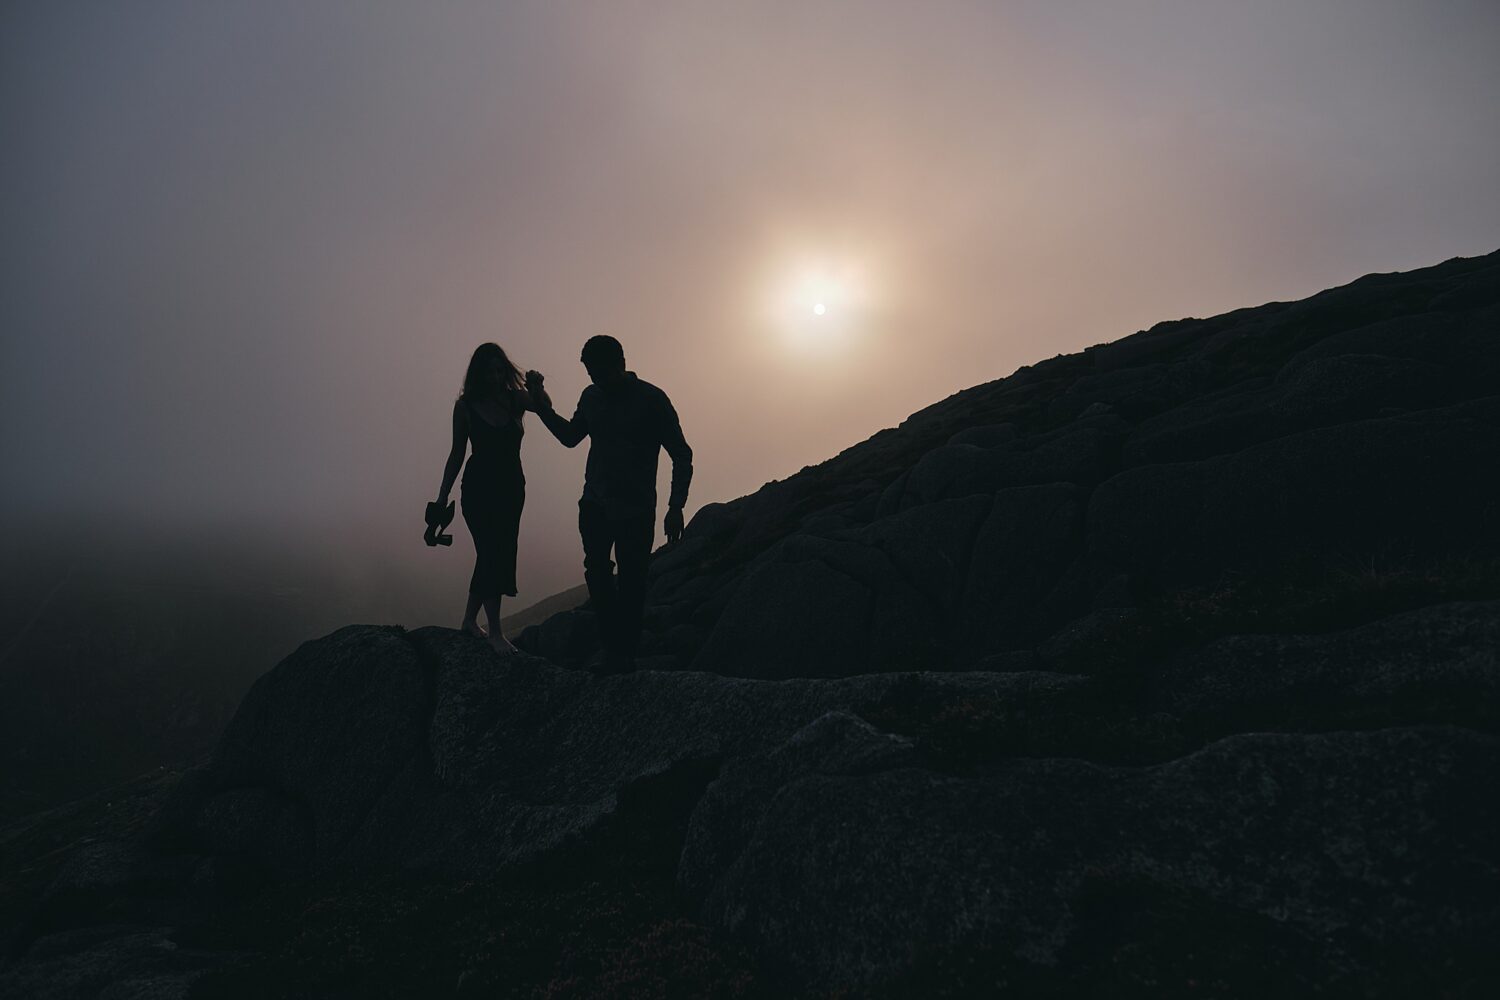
594,247,1500,678
3,248,1498,998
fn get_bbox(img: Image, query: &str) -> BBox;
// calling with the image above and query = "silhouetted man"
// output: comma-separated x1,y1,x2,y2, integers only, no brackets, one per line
528,336,692,672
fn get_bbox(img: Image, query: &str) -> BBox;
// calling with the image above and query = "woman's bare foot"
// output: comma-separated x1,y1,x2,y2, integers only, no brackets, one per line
489,632,518,655
461,620,489,640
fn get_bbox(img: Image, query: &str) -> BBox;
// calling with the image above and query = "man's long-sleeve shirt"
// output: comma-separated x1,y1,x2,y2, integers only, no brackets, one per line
536,372,693,519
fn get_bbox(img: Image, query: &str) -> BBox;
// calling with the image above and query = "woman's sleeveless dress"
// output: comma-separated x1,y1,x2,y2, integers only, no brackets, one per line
460,394,525,598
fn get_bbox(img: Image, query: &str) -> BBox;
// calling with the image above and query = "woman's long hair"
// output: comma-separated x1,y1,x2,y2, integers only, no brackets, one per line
461,342,524,402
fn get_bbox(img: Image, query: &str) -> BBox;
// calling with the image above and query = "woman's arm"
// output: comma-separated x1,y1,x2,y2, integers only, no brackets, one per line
436,400,467,502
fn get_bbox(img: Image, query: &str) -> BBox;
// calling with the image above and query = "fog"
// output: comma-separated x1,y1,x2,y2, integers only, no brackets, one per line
4,0,1498,617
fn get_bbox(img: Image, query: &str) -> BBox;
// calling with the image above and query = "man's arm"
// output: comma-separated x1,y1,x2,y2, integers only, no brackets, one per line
658,392,693,541
535,391,590,448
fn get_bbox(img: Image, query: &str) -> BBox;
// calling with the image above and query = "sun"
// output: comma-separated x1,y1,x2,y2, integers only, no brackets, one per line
787,267,854,324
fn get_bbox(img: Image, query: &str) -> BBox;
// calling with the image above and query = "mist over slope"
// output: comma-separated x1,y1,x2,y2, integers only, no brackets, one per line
0,524,471,822
3,248,1498,997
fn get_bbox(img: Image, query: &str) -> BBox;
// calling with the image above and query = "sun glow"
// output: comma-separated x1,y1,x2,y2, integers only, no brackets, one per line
763,256,874,355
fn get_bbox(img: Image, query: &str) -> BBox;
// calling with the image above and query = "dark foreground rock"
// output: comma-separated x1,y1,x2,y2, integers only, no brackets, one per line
693,725,1498,994
153,626,1079,882
6,599,1498,996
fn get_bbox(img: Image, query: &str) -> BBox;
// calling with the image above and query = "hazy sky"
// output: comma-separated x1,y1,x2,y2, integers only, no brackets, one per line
4,1,1498,611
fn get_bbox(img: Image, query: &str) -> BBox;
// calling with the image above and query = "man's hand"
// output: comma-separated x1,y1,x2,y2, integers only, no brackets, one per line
664,505,685,545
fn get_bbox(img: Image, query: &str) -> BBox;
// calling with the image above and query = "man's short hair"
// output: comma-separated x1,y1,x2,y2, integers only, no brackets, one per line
581,335,625,370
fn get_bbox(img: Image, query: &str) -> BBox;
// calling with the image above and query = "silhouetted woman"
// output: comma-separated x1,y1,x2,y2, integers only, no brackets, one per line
434,343,532,653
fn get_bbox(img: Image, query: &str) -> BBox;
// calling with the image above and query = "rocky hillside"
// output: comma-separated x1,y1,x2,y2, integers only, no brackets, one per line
3,249,1498,998
524,248,1500,677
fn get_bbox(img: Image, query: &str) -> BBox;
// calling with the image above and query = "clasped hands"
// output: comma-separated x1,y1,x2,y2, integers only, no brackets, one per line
524,369,552,412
